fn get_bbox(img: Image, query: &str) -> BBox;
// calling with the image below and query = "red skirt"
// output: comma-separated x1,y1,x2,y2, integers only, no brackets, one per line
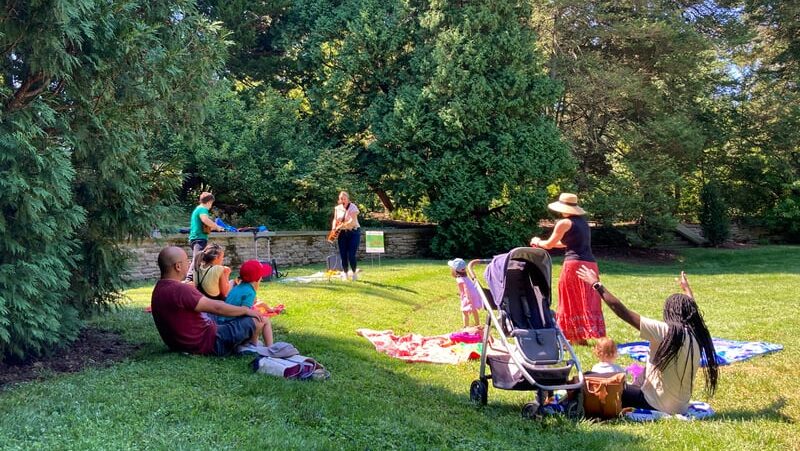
556,260,605,341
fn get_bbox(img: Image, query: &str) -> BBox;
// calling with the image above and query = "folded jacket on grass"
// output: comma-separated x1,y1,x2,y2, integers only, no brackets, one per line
617,338,783,366
357,328,481,364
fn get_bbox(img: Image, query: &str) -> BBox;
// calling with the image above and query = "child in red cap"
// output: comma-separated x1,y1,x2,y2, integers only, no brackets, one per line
220,260,274,346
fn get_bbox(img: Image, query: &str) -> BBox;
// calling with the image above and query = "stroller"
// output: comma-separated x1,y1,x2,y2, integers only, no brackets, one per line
468,247,585,419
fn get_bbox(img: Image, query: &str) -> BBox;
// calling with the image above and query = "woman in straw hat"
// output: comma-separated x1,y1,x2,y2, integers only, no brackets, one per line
530,193,605,345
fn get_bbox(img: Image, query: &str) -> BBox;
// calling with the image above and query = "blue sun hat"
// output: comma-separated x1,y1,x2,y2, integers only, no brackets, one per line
447,258,467,272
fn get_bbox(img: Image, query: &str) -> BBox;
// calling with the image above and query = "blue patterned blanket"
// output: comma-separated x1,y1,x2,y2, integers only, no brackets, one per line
623,401,715,422
617,338,783,366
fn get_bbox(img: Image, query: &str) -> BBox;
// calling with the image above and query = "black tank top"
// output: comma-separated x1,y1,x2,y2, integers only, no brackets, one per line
562,215,595,262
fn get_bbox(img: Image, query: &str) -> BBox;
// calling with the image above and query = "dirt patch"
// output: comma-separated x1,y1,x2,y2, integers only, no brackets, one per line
0,327,140,389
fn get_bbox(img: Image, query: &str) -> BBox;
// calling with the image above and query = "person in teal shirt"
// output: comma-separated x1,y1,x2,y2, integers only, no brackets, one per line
186,192,223,283
218,260,274,346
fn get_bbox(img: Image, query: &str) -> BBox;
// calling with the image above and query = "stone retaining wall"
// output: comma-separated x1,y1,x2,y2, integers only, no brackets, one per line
124,228,435,281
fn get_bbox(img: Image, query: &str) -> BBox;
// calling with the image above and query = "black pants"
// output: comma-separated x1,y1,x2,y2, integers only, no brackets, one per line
338,228,361,272
622,384,655,410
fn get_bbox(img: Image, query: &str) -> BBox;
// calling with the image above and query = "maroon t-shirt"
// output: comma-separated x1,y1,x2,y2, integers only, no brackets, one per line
151,279,217,355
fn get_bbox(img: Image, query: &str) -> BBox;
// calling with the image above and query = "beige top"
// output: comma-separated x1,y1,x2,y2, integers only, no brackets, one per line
333,203,360,230
640,316,700,414
196,264,225,297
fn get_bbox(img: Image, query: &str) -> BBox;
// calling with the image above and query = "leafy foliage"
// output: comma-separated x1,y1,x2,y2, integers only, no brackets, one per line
700,181,730,246
257,0,571,255
531,0,729,245
0,1,226,358
177,82,356,229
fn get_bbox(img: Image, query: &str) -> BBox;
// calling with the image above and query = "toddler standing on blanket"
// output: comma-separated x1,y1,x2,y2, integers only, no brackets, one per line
219,260,274,346
448,258,483,328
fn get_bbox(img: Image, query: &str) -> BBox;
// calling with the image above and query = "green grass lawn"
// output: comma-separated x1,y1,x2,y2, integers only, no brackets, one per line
1,246,798,450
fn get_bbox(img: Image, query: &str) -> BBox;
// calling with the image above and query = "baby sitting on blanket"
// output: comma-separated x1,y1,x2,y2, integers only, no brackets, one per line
590,337,645,385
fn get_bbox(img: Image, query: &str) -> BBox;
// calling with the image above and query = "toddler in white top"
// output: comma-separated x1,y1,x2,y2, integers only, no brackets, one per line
590,337,625,373
448,258,483,328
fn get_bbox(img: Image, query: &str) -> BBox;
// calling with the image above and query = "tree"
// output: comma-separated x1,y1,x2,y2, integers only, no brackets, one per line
0,1,227,358
700,180,730,246
531,0,731,245
719,0,800,241
267,0,571,255
174,82,356,230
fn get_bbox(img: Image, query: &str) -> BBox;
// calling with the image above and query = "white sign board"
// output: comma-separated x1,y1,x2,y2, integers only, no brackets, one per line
365,231,385,254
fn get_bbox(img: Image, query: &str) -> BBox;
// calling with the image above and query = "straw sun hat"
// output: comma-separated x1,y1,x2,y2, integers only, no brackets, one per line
547,193,586,216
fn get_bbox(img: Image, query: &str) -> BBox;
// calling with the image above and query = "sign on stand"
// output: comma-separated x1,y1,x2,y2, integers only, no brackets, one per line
365,230,385,265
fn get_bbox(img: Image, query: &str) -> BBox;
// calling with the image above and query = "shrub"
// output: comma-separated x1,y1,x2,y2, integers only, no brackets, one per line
700,181,731,246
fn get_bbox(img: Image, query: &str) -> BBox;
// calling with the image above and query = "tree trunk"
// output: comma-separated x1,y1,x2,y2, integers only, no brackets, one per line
372,186,395,213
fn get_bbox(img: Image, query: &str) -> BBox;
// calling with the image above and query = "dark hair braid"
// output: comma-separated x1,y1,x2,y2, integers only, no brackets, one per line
652,294,719,395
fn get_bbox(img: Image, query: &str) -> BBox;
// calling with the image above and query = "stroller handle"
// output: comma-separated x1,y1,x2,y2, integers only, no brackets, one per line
467,259,492,279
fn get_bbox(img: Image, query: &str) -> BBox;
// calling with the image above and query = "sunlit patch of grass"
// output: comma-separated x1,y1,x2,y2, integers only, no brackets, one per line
0,248,798,449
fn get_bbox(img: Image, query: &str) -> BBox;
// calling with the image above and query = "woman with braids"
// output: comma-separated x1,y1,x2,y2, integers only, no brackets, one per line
576,267,719,415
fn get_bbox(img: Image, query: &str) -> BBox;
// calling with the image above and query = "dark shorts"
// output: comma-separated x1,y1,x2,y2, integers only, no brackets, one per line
213,316,256,356
190,239,208,251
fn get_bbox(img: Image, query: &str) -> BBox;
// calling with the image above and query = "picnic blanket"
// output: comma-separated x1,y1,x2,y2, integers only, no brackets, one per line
357,329,482,364
280,271,330,283
622,401,715,422
618,338,783,366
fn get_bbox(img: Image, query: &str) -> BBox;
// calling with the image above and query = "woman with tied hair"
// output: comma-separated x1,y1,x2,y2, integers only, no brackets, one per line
195,243,233,300
577,267,719,415
330,191,361,281
530,193,604,345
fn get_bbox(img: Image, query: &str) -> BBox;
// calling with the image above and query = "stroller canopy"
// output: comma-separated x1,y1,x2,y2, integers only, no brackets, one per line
484,247,552,308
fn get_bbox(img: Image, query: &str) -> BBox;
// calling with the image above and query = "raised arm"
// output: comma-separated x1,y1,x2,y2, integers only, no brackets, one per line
530,218,571,249
576,265,641,330
677,271,694,299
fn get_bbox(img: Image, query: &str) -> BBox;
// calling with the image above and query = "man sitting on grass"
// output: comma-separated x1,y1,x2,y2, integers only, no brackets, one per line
151,246,267,356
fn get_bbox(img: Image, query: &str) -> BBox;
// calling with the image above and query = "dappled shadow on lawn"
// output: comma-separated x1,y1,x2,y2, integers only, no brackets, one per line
262,330,643,448
356,280,419,294
715,397,794,423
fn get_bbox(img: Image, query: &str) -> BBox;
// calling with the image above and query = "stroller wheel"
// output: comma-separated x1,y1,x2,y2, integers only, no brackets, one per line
565,391,584,420
521,402,540,420
469,380,488,406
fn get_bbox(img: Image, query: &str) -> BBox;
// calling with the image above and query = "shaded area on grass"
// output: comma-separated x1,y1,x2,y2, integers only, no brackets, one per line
0,327,140,389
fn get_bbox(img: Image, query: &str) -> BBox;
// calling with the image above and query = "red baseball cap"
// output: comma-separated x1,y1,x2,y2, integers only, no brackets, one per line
239,260,272,282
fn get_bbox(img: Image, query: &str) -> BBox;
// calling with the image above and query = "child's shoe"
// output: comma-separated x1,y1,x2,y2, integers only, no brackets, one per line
350,270,357,281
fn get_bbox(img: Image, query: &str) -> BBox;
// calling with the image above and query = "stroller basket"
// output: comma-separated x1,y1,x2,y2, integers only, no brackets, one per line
487,353,574,390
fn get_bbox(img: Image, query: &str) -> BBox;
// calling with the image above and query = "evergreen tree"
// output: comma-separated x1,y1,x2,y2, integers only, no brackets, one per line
377,0,571,255
0,1,227,358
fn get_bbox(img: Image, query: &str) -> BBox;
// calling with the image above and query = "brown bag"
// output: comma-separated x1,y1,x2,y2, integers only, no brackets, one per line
582,372,626,419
